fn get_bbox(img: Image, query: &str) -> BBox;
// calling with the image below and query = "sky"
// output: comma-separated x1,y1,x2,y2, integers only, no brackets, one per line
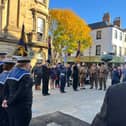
49,0,126,28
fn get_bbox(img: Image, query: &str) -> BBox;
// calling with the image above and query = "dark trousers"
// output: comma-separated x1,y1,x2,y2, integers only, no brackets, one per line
60,80,66,92
55,79,59,87
0,106,9,126
7,104,32,126
90,77,98,89
73,80,78,90
99,77,106,89
42,78,49,95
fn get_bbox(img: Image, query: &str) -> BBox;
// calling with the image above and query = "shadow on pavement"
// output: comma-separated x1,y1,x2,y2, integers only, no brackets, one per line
30,111,90,126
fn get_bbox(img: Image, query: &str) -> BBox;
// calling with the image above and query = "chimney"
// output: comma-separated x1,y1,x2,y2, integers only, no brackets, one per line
113,17,121,27
102,13,110,23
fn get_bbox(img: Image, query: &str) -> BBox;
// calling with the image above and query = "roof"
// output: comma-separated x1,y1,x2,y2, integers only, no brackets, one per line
88,21,112,30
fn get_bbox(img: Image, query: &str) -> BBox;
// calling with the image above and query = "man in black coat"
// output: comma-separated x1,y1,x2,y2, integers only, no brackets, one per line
91,83,126,126
2,57,33,126
41,60,50,96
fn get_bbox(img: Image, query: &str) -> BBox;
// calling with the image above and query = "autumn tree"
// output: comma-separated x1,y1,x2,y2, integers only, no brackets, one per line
49,9,92,62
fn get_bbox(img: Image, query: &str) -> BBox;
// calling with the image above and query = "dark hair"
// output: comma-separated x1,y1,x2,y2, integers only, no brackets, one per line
3,64,15,71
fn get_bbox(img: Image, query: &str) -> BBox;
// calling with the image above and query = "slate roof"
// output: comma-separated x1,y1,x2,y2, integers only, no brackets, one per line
88,21,113,29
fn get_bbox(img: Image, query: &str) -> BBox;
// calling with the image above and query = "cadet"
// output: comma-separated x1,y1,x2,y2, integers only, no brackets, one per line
0,52,7,73
2,57,33,126
60,64,67,93
0,58,15,126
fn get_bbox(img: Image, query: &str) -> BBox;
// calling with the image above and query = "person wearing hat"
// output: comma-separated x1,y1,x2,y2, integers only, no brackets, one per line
0,59,16,126
0,52,7,73
2,57,33,126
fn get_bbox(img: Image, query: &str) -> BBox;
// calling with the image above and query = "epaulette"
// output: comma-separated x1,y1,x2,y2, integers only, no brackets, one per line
7,67,30,81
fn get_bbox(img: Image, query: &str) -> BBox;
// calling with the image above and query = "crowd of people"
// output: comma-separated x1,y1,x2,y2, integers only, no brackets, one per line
1,51,126,126
32,60,126,94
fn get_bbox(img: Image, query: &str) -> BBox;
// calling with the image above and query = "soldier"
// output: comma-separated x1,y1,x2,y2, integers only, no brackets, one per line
2,57,33,126
98,63,108,90
0,59,16,126
89,64,98,89
41,60,50,96
79,64,87,89
0,52,7,73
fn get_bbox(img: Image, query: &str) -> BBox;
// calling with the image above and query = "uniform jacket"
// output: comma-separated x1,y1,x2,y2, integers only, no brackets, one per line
4,67,33,105
91,83,126,126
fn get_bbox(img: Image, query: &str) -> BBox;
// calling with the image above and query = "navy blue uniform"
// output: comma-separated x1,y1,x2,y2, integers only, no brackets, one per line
4,67,33,126
0,61,3,73
60,66,66,93
0,71,9,126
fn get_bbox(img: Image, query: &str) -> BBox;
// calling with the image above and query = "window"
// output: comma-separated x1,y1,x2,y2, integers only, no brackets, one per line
96,31,102,40
120,32,122,40
96,45,101,55
37,18,45,41
119,46,122,56
113,45,117,55
125,34,126,42
114,30,118,39
125,48,126,56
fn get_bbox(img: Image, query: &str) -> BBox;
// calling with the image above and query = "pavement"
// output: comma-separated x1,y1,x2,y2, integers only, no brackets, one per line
32,79,111,124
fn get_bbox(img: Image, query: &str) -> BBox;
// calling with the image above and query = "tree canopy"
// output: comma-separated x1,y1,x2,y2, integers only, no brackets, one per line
49,9,92,56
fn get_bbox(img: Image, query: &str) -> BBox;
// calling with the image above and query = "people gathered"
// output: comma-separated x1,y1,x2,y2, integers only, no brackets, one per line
1,51,126,126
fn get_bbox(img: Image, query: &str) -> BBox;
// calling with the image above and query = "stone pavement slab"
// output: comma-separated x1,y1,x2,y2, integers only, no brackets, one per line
30,111,90,126
32,79,111,124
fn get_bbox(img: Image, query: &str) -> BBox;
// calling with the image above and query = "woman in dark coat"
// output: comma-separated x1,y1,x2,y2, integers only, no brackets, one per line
72,64,79,91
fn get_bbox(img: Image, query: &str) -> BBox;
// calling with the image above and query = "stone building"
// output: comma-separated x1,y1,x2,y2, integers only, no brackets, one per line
0,0,50,65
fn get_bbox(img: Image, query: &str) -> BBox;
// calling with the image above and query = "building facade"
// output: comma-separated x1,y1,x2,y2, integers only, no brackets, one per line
83,13,126,63
0,0,50,65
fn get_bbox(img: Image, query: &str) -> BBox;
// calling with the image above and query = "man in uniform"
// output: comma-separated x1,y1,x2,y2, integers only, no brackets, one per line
89,64,98,89
0,52,7,73
0,58,16,126
2,57,33,126
41,60,50,96
98,63,108,90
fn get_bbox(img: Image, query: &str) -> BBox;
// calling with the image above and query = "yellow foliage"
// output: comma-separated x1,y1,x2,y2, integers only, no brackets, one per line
49,9,93,53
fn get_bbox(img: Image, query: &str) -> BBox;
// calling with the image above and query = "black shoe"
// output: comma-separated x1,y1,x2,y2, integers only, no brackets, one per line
61,91,66,93
74,89,78,91
98,88,102,90
90,87,93,89
46,93,50,95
